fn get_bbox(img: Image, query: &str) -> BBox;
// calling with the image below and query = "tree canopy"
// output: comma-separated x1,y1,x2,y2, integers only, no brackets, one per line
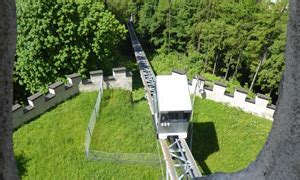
108,0,287,101
15,1,127,93
15,0,288,102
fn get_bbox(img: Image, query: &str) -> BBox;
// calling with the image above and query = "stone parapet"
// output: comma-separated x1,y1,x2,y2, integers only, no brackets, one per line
12,67,132,129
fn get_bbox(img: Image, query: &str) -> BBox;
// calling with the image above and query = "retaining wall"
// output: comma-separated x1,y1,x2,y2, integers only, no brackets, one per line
12,67,132,129
172,70,275,120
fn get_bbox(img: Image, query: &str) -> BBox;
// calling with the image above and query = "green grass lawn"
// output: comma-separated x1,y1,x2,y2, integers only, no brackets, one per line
13,92,163,179
190,98,272,174
90,89,158,154
13,88,271,179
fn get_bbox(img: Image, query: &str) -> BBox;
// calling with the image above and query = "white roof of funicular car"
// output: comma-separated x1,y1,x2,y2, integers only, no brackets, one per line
156,75,192,113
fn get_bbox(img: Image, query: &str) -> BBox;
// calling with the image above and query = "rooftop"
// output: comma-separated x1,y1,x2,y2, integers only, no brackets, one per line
156,75,192,113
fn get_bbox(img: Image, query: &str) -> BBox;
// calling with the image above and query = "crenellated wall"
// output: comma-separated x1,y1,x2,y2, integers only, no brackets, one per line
79,67,132,92
12,67,132,129
172,70,276,120
104,67,132,91
13,66,274,129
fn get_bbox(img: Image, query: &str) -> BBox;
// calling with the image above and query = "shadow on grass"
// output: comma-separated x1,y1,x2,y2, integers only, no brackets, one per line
16,154,30,177
132,96,146,104
188,122,219,175
132,67,144,91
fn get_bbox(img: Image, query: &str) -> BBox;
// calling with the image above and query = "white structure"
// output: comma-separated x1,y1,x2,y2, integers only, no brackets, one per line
176,70,276,120
12,67,132,129
156,74,192,139
157,75,192,112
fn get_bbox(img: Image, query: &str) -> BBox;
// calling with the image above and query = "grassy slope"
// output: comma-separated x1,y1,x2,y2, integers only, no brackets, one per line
13,92,163,179
90,89,158,154
191,98,272,174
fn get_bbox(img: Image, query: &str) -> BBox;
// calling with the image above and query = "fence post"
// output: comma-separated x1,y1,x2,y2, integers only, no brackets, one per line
95,107,97,118
85,148,89,159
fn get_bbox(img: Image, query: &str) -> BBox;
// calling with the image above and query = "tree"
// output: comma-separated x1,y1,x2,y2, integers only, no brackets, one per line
15,1,127,93
190,0,220,53
257,25,286,95
200,0,300,179
148,0,170,50
138,1,156,37
106,0,143,22
196,19,226,73
133,0,288,100
0,0,19,179
245,1,287,91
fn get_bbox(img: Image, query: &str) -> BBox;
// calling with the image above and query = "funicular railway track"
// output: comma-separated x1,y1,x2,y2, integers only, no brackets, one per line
127,20,202,179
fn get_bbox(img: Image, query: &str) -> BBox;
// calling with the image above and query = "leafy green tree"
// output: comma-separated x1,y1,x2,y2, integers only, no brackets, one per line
110,0,288,102
106,0,143,23
169,2,196,52
149,0,169,49
137,1,157,38
257,17,287,95
192,17,228,74
15,1,127,93
245,1,287,91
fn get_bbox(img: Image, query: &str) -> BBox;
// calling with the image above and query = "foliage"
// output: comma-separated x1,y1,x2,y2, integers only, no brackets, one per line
150,52,254,96
104,0,144,23
15,0,288,101
132,0,288,102
151,51,203,78
15,1,127,93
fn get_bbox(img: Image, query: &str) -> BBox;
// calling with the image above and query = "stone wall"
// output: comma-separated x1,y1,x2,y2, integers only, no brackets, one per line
12,67,132,129
172,70,275,120
79,67,132,92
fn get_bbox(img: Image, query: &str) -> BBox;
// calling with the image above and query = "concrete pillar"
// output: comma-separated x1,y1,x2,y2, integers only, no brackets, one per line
27,92,44,107
234,87,248,102
48,82,65,104
66,73,81,86
255,93,270,108
213,81,227,97
89,70,103,84
112,67,127,79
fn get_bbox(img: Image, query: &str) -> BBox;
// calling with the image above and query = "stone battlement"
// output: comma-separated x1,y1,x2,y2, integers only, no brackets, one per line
12,67,132,129
172,70,275,120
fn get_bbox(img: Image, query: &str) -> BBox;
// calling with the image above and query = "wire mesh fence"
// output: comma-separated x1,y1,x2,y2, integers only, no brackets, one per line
87,150,161,165
84,79,162,165
84,80,103,157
